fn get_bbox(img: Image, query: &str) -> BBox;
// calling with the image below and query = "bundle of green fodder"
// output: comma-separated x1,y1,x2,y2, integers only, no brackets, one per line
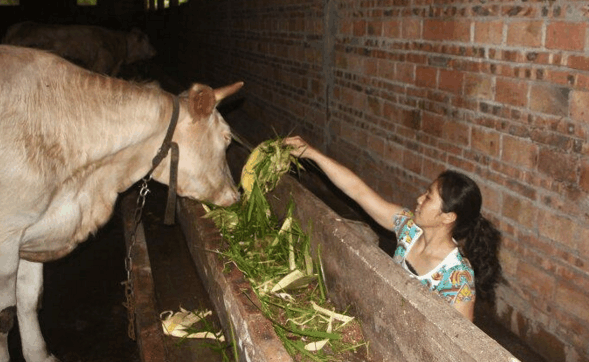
203,138,368,361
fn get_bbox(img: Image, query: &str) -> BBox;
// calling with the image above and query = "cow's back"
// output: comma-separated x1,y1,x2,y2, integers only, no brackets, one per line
0,45,88,194
2,22,141,75
0,45,160,186
2,21,43,46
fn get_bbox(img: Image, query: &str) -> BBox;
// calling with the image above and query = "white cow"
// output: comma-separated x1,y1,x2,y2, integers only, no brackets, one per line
0,45,242,362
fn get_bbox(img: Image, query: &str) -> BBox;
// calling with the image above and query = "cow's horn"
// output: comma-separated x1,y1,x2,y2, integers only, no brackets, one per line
214,82,244,102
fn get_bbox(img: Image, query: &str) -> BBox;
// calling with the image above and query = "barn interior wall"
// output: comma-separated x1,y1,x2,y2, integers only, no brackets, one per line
173,1,589,362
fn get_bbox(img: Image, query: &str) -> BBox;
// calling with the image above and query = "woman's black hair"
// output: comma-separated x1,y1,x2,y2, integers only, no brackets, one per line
436,170,502,301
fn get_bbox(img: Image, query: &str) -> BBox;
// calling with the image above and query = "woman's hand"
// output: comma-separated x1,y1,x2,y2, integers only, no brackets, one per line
283,136,315,159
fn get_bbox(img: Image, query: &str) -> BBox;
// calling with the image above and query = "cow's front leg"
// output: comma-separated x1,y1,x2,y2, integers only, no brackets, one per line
0,245,19,362
0,305,16,362
16,260,59,362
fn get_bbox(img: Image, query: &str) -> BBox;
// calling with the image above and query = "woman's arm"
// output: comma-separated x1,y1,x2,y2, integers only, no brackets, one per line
453,299,475,321
284,136,402,230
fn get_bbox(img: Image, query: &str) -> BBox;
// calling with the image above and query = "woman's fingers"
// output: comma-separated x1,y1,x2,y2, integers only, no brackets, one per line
283,136,309,157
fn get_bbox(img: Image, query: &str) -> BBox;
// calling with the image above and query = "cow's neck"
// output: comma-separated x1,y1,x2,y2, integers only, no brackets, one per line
52,81,177,190
90,91,178,194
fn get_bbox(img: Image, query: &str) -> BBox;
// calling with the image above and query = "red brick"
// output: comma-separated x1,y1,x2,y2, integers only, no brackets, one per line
570,90,589,122
545,70,573,86
580,159,589,193
538,148,578,183
422,112,444,138
474,20,503,45
502,193,537,228
567,55,589,72
538,209,575,248
353,20,366,37
403,149,423,174
529,83,570,117
478,183,501,215
438,69,464,94
347,54,363,73
416,66,437,88
499,236,519,277
339,19,353,35
398,108,421,130
471,126,500,157
335,53,347,69
577,74,589,90
423,19,470,42
368,20,383,37
442,120,469,146
546,22,587,52
366,95,381,116
366,133,385,156
496,78,528,107
422,157,446,181
578,224,589,260
382,105,397,128
506,21,542,48
383,20,399,38
555,282,589,325
516,260,556,297
377,59,395,81
402,18,421,39
395,62,415,84
502,135,538,169
464,73,493,100
364,58,378,76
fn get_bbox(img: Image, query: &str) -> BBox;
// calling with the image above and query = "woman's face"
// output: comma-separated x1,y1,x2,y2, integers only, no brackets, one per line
414,180,447,228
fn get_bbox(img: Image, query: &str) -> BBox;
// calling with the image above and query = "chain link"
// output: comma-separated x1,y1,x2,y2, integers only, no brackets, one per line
122,176,152,341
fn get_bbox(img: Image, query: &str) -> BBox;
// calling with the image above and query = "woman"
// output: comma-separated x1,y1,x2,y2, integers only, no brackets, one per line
284,136,502,321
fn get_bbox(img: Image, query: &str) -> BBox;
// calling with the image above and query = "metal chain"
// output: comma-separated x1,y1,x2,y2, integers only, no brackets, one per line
122,176,152,341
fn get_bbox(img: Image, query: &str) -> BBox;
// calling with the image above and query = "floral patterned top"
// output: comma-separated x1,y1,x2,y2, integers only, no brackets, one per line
391,209,475,304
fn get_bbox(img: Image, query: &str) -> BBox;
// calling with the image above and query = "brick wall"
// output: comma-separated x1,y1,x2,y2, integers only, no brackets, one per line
176,1,589,361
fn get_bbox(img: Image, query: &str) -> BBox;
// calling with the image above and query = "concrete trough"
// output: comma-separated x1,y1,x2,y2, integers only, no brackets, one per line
177,171,520,362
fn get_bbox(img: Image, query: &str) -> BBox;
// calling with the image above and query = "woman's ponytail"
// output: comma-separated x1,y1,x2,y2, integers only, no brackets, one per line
463,215,502,301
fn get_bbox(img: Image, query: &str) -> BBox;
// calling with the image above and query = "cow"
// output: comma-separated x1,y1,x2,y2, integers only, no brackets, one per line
2,21,157,76
0,44,242,362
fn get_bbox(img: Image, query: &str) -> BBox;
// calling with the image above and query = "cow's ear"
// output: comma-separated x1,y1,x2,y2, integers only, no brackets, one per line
188,84,215,123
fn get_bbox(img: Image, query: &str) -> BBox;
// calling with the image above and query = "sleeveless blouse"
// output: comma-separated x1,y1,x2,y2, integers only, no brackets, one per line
391,209,476,304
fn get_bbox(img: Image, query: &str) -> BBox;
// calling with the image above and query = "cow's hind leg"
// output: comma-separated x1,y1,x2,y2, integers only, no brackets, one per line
17,260,59,362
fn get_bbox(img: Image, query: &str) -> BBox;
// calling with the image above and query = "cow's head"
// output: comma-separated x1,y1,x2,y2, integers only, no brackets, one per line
155,82,243,207
125,28,157,64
